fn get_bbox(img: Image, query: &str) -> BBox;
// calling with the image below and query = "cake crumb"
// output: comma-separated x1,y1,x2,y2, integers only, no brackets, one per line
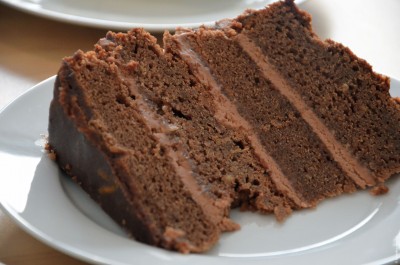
45,143,57,160
369,184,389,196
47,150,56,161
274,205,293,222
44,142,51,151
220,217,240,231
163,227,194,254
98,184,117,194
164,226,186,239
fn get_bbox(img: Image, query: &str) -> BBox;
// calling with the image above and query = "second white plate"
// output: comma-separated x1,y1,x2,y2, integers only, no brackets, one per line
0,0,306,31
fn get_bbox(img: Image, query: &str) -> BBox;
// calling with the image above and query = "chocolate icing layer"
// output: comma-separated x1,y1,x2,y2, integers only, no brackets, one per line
236,33,376,188
174,34,309,208
121,75,237,231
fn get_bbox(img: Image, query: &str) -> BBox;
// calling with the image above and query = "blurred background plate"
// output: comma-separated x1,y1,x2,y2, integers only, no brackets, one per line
0,0,306,32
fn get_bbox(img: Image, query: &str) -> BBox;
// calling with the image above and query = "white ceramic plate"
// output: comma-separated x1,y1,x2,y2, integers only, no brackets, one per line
0,76,400,265
0,0,306,32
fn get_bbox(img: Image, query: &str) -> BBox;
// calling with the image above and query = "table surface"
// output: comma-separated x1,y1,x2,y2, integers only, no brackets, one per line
0,0,399,264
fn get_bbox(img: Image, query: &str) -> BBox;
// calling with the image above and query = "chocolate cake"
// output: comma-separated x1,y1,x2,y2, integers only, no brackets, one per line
48,0,400,253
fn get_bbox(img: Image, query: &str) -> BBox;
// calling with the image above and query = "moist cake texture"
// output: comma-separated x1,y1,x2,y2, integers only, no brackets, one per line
48,0,400,253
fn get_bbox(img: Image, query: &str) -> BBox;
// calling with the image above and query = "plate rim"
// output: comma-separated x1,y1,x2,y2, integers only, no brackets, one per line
0,76,399,265
0,0,306,32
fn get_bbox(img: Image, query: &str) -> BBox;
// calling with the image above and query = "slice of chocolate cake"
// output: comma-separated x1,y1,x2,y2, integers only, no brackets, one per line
49,28,296,253
234,1,400,184
49,48,223,253
48,0,400,253
167,0,400,206
167,28,358,208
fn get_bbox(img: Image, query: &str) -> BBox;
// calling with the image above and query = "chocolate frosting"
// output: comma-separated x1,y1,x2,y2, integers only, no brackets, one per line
120,70,237,232
174,33,310,208
236,33,376,188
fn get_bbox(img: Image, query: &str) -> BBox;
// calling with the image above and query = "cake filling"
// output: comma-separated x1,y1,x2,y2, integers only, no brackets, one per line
236,0,400,182
172,28,357,206
118,71,234,231
105,29,297,220
235,33,375,188
173,33,309,208
51,50,225,253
